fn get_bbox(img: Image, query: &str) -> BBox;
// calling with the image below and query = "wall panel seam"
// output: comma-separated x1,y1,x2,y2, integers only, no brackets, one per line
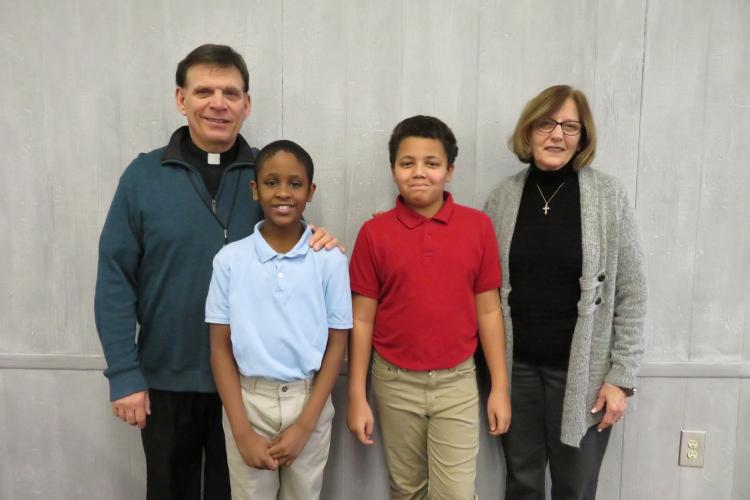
1,355,749,377
634,0,649,208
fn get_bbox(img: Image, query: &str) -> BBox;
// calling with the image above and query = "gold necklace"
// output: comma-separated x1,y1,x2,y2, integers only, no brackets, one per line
536,182,566,215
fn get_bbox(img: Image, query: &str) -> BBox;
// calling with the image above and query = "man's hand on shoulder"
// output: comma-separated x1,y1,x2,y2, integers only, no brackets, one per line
307,223,345,252
112,390,151,429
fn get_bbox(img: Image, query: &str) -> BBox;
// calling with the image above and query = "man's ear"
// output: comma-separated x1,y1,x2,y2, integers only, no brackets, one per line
243,93,252,119
175,87,187,116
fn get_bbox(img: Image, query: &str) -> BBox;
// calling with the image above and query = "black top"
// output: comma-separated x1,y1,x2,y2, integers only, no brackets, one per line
180,132,240,199
508,162,582,368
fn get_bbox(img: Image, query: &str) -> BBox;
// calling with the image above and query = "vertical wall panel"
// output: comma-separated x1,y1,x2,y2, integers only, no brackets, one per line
620,378,685,499
282,0,349,240
2,0,135,354
230,2,286,148
400,0,481,207
341,0,403,246
733,380,750,499
1,0,46,351
591,0,647,196
636,0,711,361
688,0,750,361
41,0,124,354
475,0,523,200
112,2,178,159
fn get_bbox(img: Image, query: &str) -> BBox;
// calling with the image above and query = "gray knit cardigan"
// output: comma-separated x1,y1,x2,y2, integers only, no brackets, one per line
484,166,647,447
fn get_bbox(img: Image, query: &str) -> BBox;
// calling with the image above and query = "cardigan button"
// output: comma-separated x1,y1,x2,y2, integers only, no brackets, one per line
594,297,602,305
598,274,606,282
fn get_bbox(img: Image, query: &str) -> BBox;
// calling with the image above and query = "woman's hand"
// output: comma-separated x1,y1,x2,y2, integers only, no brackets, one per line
591,382,628,431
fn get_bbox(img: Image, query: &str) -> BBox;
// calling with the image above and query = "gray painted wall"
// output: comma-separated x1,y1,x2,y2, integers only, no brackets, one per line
1,0,749,498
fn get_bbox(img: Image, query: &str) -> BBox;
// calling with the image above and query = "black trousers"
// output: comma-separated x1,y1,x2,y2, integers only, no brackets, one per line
140,389,230,500
502,360,611,500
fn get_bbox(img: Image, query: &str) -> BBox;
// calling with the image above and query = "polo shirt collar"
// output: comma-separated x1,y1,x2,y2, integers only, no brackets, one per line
251,221,312,262
395,192,456,229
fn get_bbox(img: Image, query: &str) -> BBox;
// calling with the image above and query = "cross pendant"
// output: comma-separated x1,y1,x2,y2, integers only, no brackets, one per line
543,204,550,215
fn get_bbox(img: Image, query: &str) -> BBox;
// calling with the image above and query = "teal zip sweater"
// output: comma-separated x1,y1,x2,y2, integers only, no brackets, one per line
95,127,261,401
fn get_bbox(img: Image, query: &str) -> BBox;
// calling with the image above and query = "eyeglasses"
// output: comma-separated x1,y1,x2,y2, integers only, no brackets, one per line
535,119,583,136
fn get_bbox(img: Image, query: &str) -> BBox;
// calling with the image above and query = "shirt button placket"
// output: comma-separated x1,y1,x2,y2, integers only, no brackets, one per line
274,259,285,293
424,223,435,256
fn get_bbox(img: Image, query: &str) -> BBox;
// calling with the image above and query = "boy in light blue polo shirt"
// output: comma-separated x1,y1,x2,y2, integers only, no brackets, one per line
205,140,352,500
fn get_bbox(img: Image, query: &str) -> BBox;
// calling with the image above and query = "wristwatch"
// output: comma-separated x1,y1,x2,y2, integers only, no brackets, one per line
618,386,637,397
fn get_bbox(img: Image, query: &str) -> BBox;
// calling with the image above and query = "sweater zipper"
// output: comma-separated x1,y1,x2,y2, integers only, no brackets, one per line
210,198,229,243
177,161,248,246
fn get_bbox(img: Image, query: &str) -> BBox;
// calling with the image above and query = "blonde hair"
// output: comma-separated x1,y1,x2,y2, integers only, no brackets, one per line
508,85,596,171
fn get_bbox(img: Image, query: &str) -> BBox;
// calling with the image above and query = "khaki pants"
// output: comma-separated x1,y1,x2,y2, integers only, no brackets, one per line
223,376,334,500
372,352,480,500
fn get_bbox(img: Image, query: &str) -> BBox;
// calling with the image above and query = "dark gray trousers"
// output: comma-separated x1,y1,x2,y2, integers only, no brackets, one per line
140,389,230,500
502,360,611,500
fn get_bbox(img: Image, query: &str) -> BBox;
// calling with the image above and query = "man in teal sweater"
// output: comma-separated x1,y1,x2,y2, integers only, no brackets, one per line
95,44,336,500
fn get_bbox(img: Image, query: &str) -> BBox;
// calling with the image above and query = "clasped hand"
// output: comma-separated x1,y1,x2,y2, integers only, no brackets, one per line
236,422,313,470
269,422,313,467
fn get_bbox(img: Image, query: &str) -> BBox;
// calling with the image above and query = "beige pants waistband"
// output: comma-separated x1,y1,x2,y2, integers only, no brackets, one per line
239,375,313,397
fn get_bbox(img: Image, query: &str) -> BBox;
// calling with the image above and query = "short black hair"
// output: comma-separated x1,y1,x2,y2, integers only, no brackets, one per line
255,140,315,183
175,44,250,93
388,115,459,167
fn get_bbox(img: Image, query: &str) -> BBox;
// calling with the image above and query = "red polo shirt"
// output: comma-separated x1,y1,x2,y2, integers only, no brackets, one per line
349,192,501,370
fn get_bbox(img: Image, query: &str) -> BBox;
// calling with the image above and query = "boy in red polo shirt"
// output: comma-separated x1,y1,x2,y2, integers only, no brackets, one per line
347,115,511,499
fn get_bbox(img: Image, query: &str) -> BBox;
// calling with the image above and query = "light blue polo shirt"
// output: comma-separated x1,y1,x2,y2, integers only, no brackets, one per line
205,221,352,381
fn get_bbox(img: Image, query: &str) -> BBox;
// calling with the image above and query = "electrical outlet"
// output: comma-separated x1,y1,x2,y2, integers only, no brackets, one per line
678,430,706,467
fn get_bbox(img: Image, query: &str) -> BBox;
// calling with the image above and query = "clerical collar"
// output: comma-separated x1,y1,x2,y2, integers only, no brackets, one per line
180,133,240,168
529,161,576,185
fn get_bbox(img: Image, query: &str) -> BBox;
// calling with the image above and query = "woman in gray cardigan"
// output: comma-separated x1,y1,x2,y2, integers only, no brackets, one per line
484,85,647,500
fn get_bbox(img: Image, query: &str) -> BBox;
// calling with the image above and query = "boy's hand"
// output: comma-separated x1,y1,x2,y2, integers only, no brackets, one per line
268,422,313,467
486,388,511,436
112,390,151,429
347,397,375,445
307,224,345,252
236,431,278,470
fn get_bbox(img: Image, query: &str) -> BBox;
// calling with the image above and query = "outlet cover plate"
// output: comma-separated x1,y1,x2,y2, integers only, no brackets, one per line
679,430,706,467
